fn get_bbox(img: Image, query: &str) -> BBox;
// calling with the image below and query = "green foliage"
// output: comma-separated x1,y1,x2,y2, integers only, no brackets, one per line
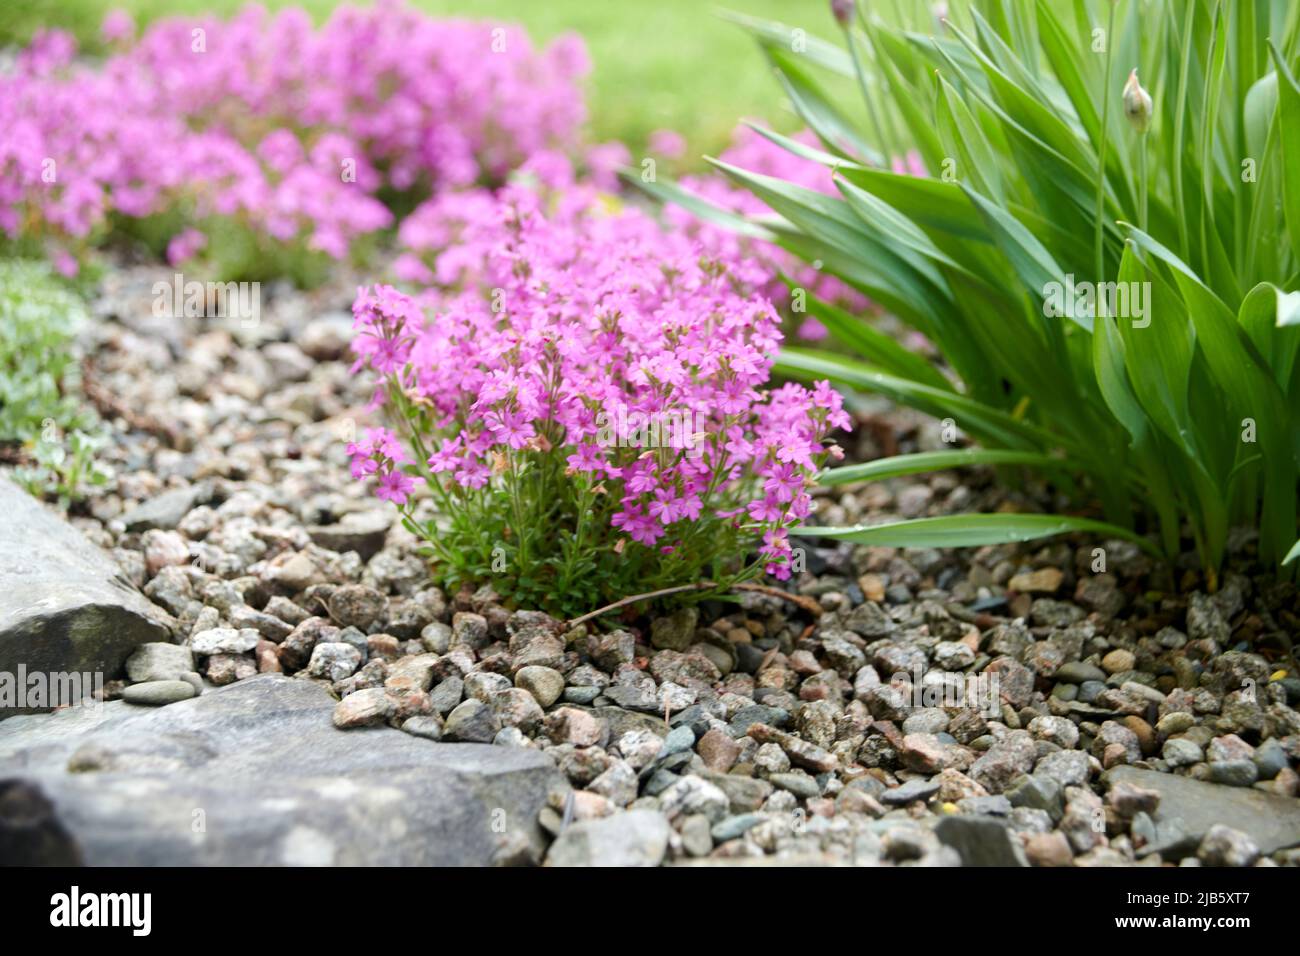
0,260,107,504
682,0,1300,580
13,428,110,508
796,512,1161,554
400,450,762,622
0,259,90,442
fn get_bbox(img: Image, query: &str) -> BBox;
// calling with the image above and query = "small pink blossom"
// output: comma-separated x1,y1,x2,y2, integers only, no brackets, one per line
101,10,135,43
376,470,422,505
648,129,686,159
166,228,207,265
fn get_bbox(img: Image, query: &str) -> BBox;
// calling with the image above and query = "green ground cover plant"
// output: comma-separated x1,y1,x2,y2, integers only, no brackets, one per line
0,260,107,504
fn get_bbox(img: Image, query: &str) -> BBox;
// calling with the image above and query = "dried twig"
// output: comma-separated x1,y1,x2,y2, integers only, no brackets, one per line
732,582,823,618
566,580,822,629
0,443,33,467
80,357,178,445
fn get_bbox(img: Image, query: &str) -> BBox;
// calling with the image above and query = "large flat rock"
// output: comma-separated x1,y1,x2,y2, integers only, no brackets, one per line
0,478,172,715
0,675,567,865
1105,766,1300,856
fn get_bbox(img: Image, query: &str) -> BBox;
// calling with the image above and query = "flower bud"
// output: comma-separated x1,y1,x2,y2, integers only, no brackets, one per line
1122,68,1152,134
831,0,856,28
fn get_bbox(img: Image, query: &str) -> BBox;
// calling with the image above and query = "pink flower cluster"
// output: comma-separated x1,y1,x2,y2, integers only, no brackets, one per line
349,166,849,578
0,4,588,269
346,425,421,505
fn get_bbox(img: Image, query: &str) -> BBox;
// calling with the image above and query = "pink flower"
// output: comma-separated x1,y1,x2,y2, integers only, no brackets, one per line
612,505,662,546
166,228,206,265
796,317,829,341
101,10,135,43
565,442,604,474
349,456,379,480
376,470,422,505
763,462,804,503
454,458,492,489
51,248,79,278
747,496,785,523
649,129,686,159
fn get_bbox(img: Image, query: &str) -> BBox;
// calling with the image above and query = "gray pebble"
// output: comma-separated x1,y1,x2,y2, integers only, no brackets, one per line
122,680,197,706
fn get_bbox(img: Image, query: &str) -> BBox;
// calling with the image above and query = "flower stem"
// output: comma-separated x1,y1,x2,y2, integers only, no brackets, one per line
1138,139,1148,232
1095,2,1118,287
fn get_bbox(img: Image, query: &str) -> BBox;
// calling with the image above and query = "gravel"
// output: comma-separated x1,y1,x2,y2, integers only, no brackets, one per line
5,264,1294,867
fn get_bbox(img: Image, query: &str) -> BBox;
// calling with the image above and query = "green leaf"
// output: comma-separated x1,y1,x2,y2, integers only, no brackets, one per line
934,72,1004,203
832,174,956,288
1114,240,1197,459
793,513,1160,556
709,158,951,330
1268,41,1300,270
1285,538,1300,564
1243,71,1278,164
1033,0,1102,151
818,448,1071,485
776,347,1067,453
935,19,1103,213
1122,224,1295,563
795,287,953,392
741,121,865,174
764,44,880,164
622,168,776,241
960,184,1091,331
865,19,948,174
718,9,854,77
1239,282,1300,391
836,165,986,240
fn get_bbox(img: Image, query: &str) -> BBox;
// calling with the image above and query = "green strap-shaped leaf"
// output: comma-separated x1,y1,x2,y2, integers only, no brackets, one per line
1270,41,1300,271
741,122,865,174
793,513,1160,556
622,169,776,241
836,165,986,240
1114,241,1197,460
960,184,1092,332
776,347,1069,453
710,158,951,332
794,286,953,393
832,175,958,289
818,448,1073,485
1122,226,1297,564
765,44,880,164
718,10,854,77
866,19,948,174
934,72,1005,204
1239,283,1300,392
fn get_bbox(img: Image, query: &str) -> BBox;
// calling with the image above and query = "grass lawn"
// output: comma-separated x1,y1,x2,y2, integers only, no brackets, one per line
1,0,841,165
